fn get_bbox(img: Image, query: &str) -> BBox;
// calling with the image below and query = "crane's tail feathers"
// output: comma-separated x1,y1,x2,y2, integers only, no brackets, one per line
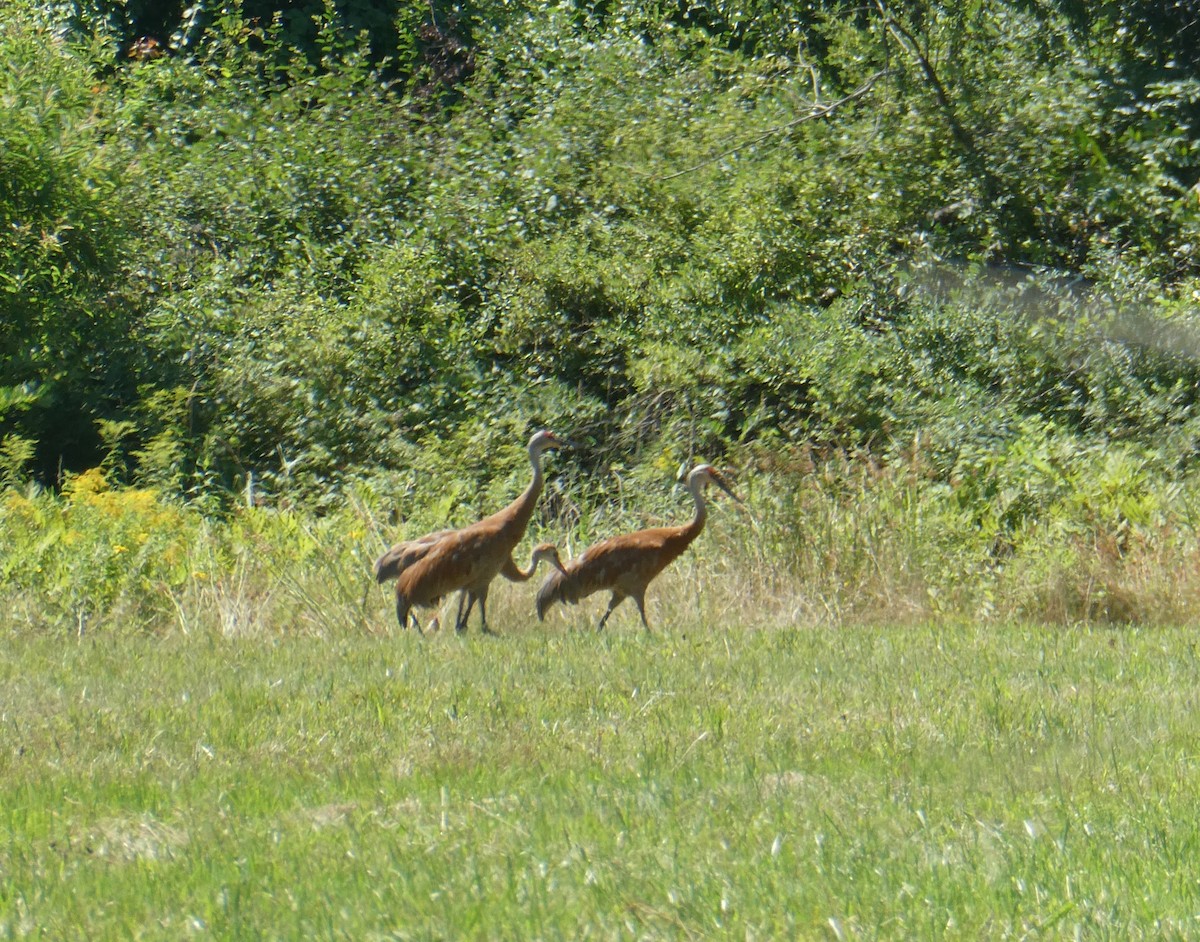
535,570,567,621
395,595,412,631
374,552,400,583
374,538,440,584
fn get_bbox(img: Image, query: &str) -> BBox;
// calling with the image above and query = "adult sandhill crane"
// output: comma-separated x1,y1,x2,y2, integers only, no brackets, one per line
536,464,739,631
374,529,455,631
452,541,565,632
377,534,564,630
393,430,569,634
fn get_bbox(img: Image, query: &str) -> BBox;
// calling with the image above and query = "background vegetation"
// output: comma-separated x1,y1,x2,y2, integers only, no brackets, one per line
4,0,1200,616
7,4,1200,936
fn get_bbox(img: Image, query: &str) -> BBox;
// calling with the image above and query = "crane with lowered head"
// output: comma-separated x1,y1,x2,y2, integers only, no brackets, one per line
536,464,740,631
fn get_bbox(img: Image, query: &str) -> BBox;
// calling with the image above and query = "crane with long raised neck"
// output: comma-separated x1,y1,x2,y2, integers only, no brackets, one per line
392,430,569,634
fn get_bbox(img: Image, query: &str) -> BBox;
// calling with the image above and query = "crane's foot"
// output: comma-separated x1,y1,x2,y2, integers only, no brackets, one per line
481,625,500,637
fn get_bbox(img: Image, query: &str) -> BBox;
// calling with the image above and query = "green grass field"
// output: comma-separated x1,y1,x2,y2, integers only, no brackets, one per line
4,609,1200,940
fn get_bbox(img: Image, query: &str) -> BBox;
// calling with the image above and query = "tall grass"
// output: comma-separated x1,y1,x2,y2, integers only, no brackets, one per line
4,464,1200,936
4,451,1200,638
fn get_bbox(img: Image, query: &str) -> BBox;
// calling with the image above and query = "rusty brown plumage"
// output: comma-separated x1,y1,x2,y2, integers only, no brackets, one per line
379,534,564,632
392,430,568,634
374,529,456,585
452,542,566,631
536,464,739,631
373,529,457,632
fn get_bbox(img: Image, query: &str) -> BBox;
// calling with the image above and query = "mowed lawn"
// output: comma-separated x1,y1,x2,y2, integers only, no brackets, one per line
3,616,1200,940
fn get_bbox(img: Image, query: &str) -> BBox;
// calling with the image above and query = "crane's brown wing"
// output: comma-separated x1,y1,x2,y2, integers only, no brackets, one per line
374,528,457,583
397,522,518,604
375,540,434,583
548,527,688,601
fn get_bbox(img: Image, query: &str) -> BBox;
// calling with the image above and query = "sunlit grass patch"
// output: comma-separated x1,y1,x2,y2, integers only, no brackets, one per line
4,622,1200,938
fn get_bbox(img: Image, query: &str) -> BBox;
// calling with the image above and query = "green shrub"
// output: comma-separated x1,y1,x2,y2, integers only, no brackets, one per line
0,10,137,475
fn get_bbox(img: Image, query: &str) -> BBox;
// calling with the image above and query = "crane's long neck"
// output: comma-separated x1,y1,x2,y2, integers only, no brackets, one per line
509,548,544,581
509,557,535,581
504,443,546,536
683,475,709,540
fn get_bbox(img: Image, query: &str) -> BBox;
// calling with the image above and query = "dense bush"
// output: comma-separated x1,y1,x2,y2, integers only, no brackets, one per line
0,14,139,479
3,0,1200,523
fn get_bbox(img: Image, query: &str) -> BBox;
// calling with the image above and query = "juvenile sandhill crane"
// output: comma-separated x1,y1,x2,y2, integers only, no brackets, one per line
374,530,455,585
536,464,739,631
393,430,569,634
452,541,565,632
503,542,566,581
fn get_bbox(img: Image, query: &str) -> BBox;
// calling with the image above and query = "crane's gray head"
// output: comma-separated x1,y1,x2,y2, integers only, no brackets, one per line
529,430,570,455
530,541,567,573
688,464,742,503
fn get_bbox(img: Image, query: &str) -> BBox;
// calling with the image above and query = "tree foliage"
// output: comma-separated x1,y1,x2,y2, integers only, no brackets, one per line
0,13,138,478
3,0,1200,512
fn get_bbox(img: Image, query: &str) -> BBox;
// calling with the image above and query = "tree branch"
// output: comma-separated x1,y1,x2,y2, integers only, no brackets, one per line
875,1,976,162
655,69,894,182
874,0,1000,205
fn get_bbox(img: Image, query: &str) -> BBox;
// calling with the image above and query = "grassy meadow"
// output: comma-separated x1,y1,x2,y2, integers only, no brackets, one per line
5,581,1200,939
8,3,1200,937
5,468,1200,938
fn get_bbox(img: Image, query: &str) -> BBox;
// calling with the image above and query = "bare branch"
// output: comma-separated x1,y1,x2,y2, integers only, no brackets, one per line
655,69,894,182
874,0,977,166
873,0,1007,211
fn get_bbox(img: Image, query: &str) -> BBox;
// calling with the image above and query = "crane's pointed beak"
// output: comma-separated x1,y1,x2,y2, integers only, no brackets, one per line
710,469,743,504
539,432,581,451
535,430,580,452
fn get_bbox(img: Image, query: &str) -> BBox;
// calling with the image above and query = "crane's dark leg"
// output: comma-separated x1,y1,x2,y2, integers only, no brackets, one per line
478,590,499,636
597,593,624,631
453,591,472,634
633,592,651,632
455,592,475,634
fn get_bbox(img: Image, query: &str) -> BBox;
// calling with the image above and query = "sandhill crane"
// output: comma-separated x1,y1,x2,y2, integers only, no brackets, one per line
452,541,565,632
374,530,455,585
536,464,739,631
374,529,455,631
393,430,569,634
389,541,565,634
377,534,565,632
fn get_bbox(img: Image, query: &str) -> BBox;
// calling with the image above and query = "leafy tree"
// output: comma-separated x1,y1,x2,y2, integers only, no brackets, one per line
6,0,1200,509
0,10,138,479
